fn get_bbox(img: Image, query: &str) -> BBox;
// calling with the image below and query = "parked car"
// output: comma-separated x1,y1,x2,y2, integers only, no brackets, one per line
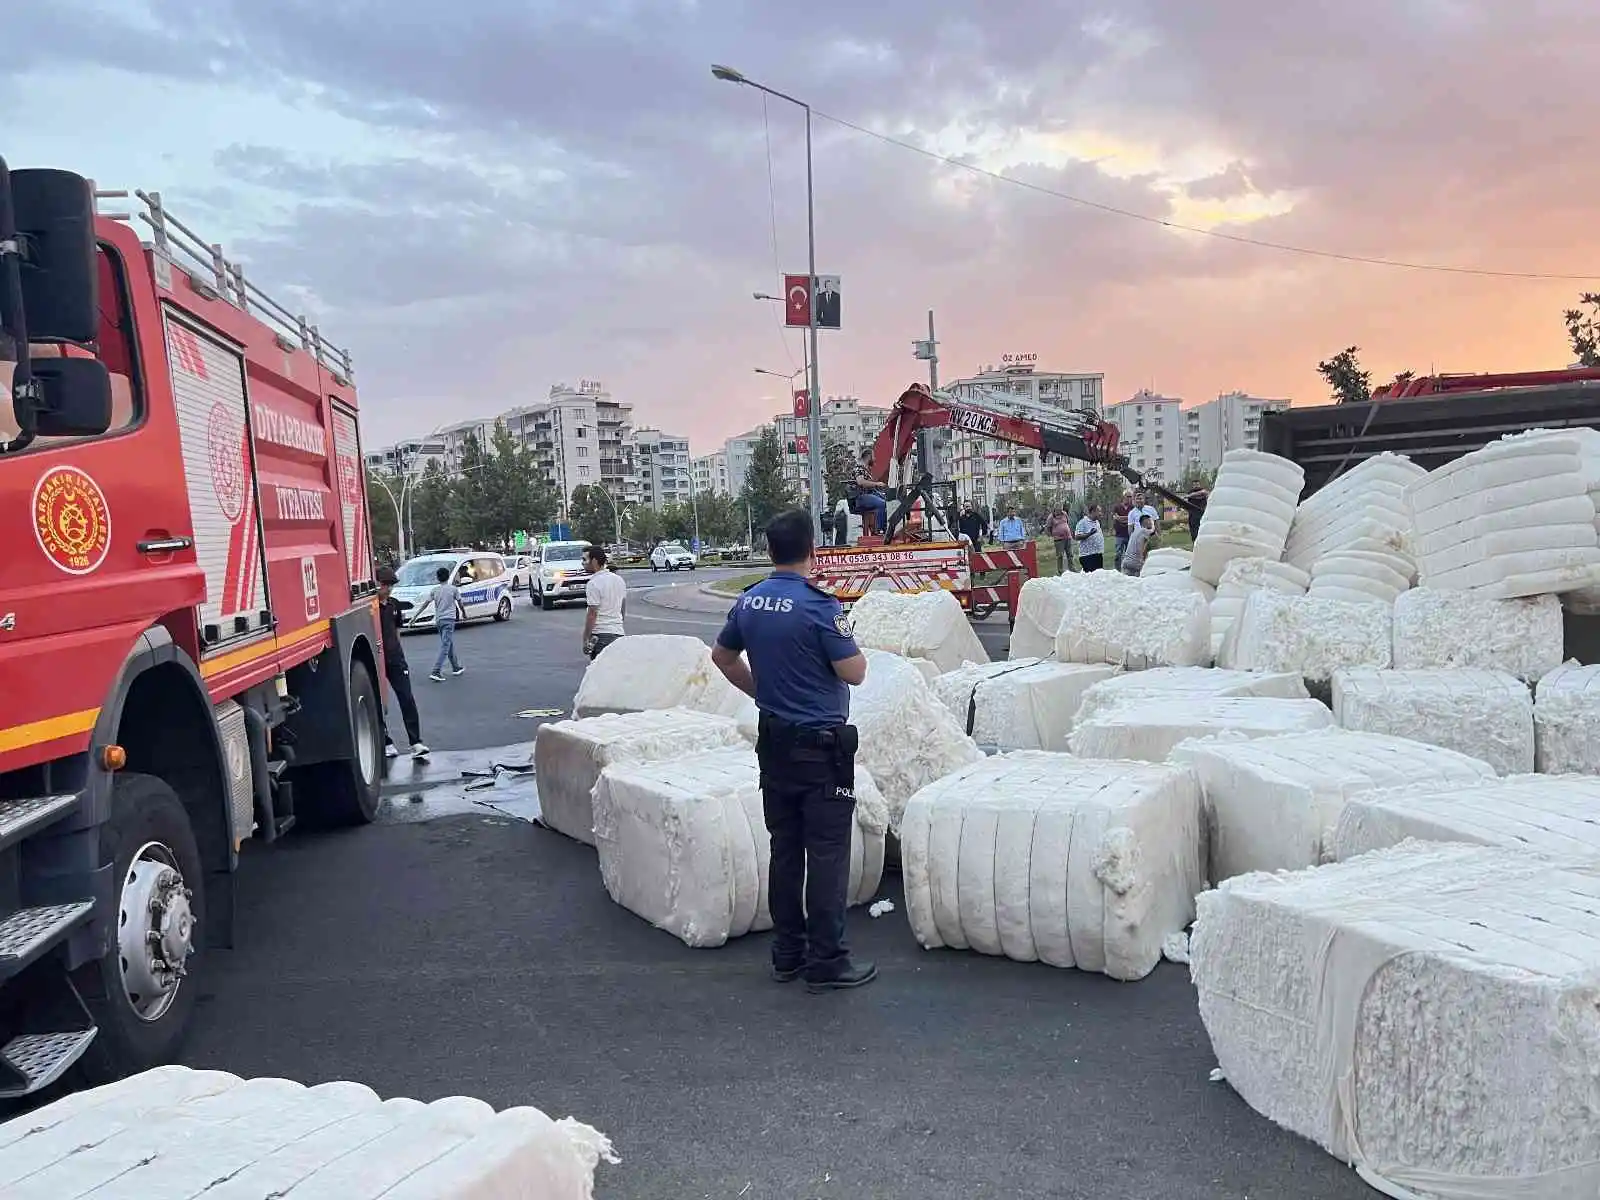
506,554,533,591
650,541,697,572
533,540,592,609
392,551,515,628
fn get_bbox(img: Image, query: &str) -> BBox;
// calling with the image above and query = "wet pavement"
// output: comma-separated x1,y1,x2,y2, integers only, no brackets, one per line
377,742,543,825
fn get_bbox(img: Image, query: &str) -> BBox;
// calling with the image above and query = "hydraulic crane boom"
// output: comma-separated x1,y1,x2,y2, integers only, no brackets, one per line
865,384,1200,543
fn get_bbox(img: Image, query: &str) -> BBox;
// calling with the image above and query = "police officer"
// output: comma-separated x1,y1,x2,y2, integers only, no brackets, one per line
710,508,876,993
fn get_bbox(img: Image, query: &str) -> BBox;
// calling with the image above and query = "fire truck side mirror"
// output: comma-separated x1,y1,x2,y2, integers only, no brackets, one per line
31,355,112,437
9,168,99,344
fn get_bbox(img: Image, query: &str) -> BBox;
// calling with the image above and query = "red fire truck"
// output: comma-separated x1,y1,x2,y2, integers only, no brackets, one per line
0,164,385,1095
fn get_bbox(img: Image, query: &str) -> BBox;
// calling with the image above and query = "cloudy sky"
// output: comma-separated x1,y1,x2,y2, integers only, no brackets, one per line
9,1,1596,453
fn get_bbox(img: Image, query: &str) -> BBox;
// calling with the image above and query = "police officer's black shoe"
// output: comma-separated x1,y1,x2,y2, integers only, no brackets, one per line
804,960,877,994
771,963,804,983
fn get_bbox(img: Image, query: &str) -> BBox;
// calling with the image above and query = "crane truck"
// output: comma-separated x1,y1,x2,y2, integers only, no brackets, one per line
0,163,385,1096
811,382,1200,623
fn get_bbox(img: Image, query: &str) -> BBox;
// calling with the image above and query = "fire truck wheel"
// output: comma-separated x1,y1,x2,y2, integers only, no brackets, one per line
300,659,384,827
72,772,205,1085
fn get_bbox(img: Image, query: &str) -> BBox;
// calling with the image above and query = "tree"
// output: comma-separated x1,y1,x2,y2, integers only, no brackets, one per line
408,461,455,553
366,470,401,561
822,433,858,508
695,491,743,545
1176,463,1217,494
482,420,557,547
1564,293,1600,367
740,427,797,532
1317,346,1372,406
625,503,663,547
445,430,491,545
1082,472,1127,518
567,484,617,545
658,500,697,543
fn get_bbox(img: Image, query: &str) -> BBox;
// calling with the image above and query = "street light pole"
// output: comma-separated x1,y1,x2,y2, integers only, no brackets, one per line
716,64,825,532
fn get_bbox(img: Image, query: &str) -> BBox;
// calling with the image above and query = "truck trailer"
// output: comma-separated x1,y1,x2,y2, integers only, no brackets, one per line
0,164,385,1095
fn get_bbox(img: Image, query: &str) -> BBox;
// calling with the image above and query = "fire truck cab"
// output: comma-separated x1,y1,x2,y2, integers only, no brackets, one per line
0,164,384,1095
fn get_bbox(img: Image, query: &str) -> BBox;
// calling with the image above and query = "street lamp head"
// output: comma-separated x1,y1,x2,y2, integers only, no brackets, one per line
710,64,746,84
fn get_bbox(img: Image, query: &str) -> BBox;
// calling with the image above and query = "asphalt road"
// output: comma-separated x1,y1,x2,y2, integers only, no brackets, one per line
174,570,1370,1200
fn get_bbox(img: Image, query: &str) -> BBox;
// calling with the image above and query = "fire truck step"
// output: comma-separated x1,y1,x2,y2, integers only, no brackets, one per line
0,901,96,979
0,793,81,852
0,1028,99,1098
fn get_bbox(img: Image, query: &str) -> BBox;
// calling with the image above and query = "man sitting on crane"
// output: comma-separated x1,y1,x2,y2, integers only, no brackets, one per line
849,448,888,541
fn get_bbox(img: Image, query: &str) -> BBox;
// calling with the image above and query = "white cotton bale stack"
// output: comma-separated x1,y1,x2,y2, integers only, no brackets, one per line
931,659,1118,751
573,633,746,720
1391,587,1564,683
1171,728,1497,881
1189,449,1305,586
1068,696,1334,763
1208,556,1310,661
0,1065,618,1200
1009,576,1073,660
591,747,887,946
1053,568,1211,669
533,709,747,845
1283,452,1424,574
1330,774,1600,864
1331,667,1535,776
1220,589,1391,682
1534,661,1600,774
1191,842,1600,1199
1405,433,1600,598
854,650,983,832
1140,547,1193,576
1504,426,1600,613
1140,571,1216,602
847,587,989,674
1304,546,1413,606
1073,666,1310,726
900,752,1204,981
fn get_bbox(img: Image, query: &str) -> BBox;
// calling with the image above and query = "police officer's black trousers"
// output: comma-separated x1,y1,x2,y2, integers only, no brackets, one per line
756,716,859,978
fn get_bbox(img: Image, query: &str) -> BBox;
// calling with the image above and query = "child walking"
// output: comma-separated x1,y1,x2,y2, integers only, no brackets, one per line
428,565,465,681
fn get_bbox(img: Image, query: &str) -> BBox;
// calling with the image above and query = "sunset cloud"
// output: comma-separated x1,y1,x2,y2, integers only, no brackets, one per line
4,0,1594,449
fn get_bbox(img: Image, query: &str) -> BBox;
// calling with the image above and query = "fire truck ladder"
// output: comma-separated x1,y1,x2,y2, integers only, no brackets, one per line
91,185,355,383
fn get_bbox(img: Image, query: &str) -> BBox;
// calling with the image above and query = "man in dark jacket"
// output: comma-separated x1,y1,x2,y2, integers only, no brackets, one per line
376,565,429,760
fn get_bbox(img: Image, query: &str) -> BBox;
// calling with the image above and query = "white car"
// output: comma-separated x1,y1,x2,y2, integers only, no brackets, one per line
650,542,696,572
533,540,592,610
392,551,514,629
506,554,533,591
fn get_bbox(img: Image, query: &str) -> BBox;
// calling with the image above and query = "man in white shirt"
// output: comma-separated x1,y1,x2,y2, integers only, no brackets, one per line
582,544,627,660
1074,504,1106,572
1128,490,1159,533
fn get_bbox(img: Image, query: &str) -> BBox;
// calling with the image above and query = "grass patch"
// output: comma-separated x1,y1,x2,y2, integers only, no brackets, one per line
1023,525,1196,578
708,570,770,596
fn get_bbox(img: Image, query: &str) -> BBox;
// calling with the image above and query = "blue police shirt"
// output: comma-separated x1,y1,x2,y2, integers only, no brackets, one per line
716,570,860,728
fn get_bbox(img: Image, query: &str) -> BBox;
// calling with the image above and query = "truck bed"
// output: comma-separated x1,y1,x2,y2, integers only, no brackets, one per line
1258,382,1600,495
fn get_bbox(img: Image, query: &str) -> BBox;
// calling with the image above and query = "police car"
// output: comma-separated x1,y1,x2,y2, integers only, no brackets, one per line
391,550,515,629
532,540,592,610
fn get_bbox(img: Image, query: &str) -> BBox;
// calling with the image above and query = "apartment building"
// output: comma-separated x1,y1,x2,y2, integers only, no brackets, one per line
939,363,1106,506
633,427,693,510
722,395,891,500
365,434,448,477
1105,391,1184,483
692,450,732,497
1183,391,1291,471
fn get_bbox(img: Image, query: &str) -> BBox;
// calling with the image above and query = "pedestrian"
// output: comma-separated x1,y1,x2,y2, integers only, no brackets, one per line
958,504,985,548
1122,511,1158,576
1185,488,1209,542
850,450,889,541
375,565,429,760
1129,490,1159,533
1047,506,1076,573
1112,493,1133,568
1075,503,1106,572
996,506,1027,550
581,544,626,660
428,565,465,681
832,498,850,549
709,508,876,994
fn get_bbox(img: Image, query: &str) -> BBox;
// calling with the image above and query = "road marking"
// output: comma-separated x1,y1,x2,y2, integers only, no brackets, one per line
515,708,565,718
630,613,727,628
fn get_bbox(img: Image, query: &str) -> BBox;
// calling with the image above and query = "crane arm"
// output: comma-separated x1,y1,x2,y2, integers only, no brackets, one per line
866,383,1200,515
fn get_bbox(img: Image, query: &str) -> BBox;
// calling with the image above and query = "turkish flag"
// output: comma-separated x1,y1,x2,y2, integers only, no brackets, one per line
783,274,812,328
795,435,809,455
793,388,809,419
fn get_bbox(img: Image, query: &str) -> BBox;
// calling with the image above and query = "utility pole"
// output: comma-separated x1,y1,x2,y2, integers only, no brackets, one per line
912,309,939,480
